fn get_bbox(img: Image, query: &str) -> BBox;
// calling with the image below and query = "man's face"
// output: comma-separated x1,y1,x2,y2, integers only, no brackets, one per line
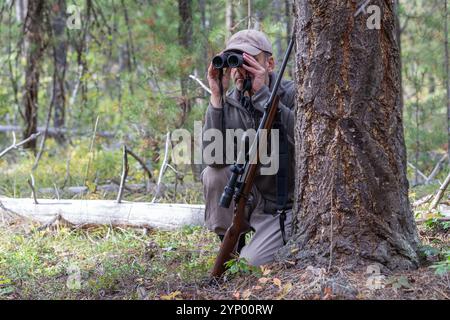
231,52,274,91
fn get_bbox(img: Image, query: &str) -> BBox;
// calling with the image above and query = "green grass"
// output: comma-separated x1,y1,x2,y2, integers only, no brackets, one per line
0,224,218,299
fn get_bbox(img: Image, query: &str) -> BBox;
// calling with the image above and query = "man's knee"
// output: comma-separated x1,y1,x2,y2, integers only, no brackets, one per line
201,166,234,235
201,166,231,190
240,247,274,267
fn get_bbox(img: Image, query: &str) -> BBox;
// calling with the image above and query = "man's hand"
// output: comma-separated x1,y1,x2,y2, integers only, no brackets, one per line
242,53,266,93
207,62,231,109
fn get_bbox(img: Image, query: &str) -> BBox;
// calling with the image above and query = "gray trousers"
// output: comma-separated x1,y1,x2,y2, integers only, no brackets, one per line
201,166,292,266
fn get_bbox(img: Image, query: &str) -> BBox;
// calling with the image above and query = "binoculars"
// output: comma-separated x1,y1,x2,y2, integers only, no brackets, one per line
212,51,244,69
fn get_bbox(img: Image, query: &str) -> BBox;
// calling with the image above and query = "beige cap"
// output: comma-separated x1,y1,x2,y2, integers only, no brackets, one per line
225,29,273,56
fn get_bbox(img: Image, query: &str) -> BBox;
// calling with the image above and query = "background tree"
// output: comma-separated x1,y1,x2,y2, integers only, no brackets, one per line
22,0,45,151
0,0,447,207
50,0,68,142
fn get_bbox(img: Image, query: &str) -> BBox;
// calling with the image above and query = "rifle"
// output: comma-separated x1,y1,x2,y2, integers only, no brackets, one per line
211,33,295,278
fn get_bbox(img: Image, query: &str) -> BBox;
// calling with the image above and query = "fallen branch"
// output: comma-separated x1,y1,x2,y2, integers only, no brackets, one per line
32,94,54,171
408,162,428,182
412,194,433,207
189,74,211,95
116,145,129,203
0,132,41,158
416,217,450,224
110,179,133,191
426,154,448,184
152,132,171,203
84,116,99,185
125,146,154,182
27,174,38,204
0,125,115,138
429,171,450,210
38,182,198,196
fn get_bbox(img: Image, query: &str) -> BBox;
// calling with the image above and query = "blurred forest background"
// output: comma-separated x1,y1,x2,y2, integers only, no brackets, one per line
0,0,449,300
0,0,449,203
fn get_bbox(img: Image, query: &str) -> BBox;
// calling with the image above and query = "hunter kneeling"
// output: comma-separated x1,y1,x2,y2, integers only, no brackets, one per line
202,29,295,268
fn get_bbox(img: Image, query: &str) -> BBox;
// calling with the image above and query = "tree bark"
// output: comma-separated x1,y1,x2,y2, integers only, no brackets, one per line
23,0,45,151
288,0,420,271
444,0,450,164
177,0,193,127
225,0,234,41
394,0,404,113
51,0,68,142
273,0,284,67
285,0,294,78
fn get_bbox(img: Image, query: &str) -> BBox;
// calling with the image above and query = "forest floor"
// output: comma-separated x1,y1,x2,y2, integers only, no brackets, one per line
0,207,448,300
0,157,449,300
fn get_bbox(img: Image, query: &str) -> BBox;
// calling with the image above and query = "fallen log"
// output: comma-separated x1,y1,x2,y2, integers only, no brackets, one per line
38,182,199,196
0,125,116,138
0,197,205,230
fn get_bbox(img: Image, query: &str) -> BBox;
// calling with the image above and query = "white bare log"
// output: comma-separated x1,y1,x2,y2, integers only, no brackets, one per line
0,125,115,138
38,182,198,196
0,197,205,230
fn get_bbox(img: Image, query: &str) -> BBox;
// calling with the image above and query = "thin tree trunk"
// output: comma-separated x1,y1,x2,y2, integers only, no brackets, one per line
285,0,293,78
445,0,450,164
225,0,233,41
287,0,420,271
273,0,284,67
23,0,45,151
178,0,193,126
51,0,68,143
415,81,420,185
394,0,404,114
247,0,252,28
15,0,28,22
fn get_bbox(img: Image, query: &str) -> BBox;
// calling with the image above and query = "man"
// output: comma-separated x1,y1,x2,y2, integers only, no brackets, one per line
202,29,295,266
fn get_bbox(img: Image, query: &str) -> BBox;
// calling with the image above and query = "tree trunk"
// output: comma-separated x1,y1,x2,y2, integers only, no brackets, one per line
445,0,450,164
288,0,420,271
394,0,404,113
178,0,192,98
51,0,68,142
15,0,28,23
177,0,193,127
225,0,233,41
285,0,294,78
23,0,45,151
273,0,284,67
